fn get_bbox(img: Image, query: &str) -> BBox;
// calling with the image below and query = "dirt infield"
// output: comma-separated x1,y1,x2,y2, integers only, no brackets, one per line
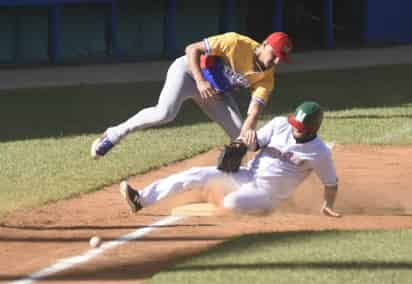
1,145,412,283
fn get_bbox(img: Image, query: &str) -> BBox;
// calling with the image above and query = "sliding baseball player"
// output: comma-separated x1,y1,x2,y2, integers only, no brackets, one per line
119,101,341,217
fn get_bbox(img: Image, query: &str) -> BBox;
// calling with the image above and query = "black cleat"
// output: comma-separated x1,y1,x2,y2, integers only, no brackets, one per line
120,181,143,213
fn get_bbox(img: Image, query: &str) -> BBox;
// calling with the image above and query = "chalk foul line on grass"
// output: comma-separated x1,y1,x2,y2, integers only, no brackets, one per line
10,215,186,284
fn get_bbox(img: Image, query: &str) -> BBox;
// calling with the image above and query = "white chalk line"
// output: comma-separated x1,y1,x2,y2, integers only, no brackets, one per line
10,215,186,284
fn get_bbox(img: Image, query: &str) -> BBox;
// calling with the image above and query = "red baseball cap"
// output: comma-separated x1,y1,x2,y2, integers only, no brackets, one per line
265,32,293,63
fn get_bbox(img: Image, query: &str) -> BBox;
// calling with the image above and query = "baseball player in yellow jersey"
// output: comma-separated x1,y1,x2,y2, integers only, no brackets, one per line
119,101,341,217
91,32,293,159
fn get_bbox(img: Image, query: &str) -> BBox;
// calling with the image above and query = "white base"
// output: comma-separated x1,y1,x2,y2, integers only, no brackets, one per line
171,203,217,217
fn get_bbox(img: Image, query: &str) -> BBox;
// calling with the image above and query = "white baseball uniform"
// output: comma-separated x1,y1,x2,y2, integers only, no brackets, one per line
139,116,338,214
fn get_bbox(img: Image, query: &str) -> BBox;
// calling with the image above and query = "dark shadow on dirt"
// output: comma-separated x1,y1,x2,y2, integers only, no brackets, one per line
0,235,228,243
0,223,215,231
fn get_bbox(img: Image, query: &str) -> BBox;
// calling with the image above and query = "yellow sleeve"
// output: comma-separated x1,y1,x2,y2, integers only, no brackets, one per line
250,74,275,105
204,32,239,56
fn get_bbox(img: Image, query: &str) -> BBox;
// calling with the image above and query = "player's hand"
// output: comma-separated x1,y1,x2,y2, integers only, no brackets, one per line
196,79,218,100
321,204,341,218
239,129,257,148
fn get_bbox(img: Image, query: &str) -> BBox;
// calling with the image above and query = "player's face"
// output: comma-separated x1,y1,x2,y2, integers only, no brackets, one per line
291,126,307,140
258,43,278,69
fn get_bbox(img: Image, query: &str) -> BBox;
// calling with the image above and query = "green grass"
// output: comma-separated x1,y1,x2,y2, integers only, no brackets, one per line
150,229,412,284
0,63,411,216
0,124,228,214
322,106,412,144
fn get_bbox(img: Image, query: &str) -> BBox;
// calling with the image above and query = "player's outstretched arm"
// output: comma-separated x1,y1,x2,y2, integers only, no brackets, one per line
239,100,264,145
321,185,341,218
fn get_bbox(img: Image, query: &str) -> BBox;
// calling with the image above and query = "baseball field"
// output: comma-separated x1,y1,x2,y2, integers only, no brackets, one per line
1,63,412,283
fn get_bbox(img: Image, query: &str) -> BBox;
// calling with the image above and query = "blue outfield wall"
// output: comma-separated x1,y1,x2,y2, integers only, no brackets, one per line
117,0,165,58
365,0,412,43
60,4,107,60
0,0,249,64
0,0,168,63
1,0,411,65
0,6,49,63
0,0,112,5
175,0,221,52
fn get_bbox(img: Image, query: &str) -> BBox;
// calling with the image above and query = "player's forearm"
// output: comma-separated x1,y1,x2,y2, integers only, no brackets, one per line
241,101,263,132
185,44,206,84
241,114,258,132
323,185,338,208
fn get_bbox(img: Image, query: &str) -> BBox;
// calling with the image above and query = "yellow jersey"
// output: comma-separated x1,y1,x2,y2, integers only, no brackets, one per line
204,32,275,105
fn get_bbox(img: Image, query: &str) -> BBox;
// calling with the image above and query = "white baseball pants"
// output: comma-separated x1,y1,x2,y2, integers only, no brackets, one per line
139,166,278,214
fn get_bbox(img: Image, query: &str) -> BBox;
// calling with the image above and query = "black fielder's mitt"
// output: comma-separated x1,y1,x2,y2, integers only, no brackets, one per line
217,140,248,173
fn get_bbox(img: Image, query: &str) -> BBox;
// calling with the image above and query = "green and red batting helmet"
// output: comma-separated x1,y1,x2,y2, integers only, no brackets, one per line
288,101,323,134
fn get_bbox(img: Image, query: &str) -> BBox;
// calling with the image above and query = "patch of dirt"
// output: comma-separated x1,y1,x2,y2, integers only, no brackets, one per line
1,145,412,283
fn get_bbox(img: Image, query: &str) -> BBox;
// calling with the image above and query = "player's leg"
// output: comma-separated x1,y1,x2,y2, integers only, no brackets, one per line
119,167,221,212
91,56,197,158
222,182,276,215
112,56,197,136
204,169,277,215
193,93,243,141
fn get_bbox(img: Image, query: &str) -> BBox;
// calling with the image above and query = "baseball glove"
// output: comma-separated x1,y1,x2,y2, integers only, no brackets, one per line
217,140,248,173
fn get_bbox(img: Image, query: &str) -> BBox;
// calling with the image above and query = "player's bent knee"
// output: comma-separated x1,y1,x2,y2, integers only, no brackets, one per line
155,107,178,124
167,56,188,76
